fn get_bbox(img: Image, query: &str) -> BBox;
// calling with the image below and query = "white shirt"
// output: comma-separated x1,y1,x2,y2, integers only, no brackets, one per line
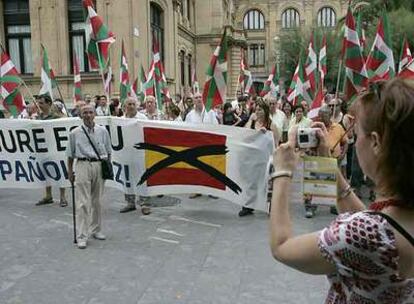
185,107,218,124
67,123,112,159
96,106,110,116
140,109,164,120
270,109,286,136
123,112,148,120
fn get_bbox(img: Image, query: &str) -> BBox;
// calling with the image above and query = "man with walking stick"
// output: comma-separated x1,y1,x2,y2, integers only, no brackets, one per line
67,104,112,249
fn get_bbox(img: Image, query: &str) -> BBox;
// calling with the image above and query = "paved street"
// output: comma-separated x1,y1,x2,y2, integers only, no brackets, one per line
0,187,335,304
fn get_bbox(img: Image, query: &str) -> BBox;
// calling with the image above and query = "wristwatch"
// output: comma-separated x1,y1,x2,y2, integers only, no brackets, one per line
270,170,293,180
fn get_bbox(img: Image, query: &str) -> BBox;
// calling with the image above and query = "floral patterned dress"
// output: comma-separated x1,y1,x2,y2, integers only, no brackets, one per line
318,211,414,303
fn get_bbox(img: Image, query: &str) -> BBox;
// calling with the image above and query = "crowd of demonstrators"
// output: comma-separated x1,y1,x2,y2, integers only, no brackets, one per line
269,78,414,303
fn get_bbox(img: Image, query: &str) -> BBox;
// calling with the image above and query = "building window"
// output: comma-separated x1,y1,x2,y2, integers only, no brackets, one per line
248,43,265,67
243,9,265,30
282,8,300,29
68,0,95,72
180,51,185,87
151,2,164,63
187,54,192,86
3,0,33,74
68,0,97,72
317,7,336,28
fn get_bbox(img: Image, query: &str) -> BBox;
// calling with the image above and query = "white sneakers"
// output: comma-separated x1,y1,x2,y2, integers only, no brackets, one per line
77,232,106,249
77,239,87,249
92,232,106,240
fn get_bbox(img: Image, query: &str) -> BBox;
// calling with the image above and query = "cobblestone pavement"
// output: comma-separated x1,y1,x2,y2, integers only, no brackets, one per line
0,187,338,304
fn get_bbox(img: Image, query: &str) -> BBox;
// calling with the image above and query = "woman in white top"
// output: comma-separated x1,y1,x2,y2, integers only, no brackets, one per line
288,104,312,131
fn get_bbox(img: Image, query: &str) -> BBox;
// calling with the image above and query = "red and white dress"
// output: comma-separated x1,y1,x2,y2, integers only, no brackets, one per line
318,211,414,303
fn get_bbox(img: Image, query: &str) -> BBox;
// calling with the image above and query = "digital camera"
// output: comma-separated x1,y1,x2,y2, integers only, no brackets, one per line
297,128,319,149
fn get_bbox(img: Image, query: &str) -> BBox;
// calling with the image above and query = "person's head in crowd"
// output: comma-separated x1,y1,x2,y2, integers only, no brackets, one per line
76,100,86,110
318,105,332,127
27,102,38,117
185,95,194,109
354,78,414,204
276,99,283,110
255,97,271,126
293,104,305,122
193,92,203,111
37,94,53,114
175,94,182,104
328,98,342,117
94,95,101,107
282,101,292,117
169,104,181,120
100,95,108,107
324,93,334,105
223,102,233,114
238,95,248,111
145,95,157,114
80,104,96,127
300,100,309,116
53,99,66,117
109,98,123,116
267,96,278,114
84,94,92,104
124,97,138,117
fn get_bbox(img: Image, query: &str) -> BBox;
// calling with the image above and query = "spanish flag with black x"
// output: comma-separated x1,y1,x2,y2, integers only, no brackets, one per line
134,127,241,194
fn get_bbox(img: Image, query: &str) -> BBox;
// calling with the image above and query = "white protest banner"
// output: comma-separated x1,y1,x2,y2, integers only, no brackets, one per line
0,117,274,211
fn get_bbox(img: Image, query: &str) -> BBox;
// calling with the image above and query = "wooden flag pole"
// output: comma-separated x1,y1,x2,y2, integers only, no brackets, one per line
20,80,41,112
333,58,343,119
54,80,70,117
96,42,111,104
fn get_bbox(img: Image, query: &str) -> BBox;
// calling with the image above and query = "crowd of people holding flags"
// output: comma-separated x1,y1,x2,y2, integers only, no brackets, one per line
0,0,414,299
3,2,414,219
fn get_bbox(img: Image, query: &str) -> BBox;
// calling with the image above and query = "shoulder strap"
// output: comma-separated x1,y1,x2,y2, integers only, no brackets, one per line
368,211,414,246
81,126,102,160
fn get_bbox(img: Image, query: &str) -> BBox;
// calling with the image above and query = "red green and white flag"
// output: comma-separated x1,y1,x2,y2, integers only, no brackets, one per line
191,62,199,94
73,52,82,104
238,49,254,95
366,12,395,82
104,63,112,97
287,57,311,106
342,6,368,101
318,35,327,86
398,37,412,74
82,0,115,71
304,34,318,95
260,64,279,97
39,44,57,100
399,58,414,79
146,36,171,109
119,40,131,105
202,30,228,111
308,77,324,120
0,46,25,117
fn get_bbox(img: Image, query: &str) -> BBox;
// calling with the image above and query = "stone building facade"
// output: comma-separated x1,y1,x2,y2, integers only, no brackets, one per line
0,0,347,103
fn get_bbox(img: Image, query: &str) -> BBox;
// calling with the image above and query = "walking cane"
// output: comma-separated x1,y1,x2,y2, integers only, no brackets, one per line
71,179,77,244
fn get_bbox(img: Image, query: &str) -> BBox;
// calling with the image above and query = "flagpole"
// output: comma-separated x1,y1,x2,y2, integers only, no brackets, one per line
54,80,70,117
21,80,41,111
96,42,110,103
333,59,343,118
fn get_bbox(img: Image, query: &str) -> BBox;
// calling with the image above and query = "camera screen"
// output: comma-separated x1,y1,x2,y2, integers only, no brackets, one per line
299,134,309,143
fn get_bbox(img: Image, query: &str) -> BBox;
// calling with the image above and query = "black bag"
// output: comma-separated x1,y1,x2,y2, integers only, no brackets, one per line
82,126,113,180
100,159,114,180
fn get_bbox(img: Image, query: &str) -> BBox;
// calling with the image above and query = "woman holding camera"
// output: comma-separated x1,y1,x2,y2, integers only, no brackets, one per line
269,78,414,303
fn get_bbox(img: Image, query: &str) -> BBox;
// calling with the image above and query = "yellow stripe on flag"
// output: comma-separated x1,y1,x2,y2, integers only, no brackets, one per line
145,146,226,174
